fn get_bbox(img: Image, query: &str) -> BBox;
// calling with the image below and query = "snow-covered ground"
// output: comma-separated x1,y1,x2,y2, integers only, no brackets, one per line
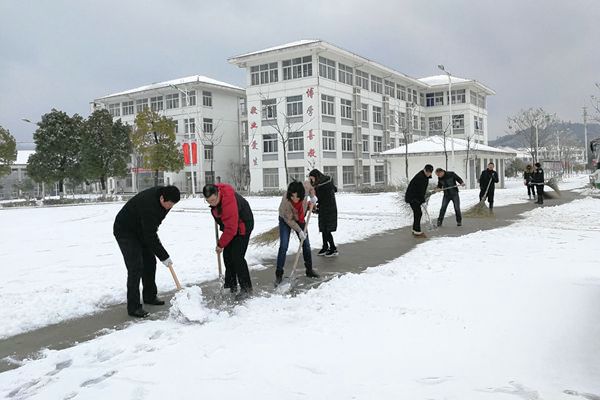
1,192,598,399
0,175,588,339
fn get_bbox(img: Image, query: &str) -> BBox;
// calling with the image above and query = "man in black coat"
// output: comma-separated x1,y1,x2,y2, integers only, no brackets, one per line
434,168,465,227
531,162,545,204
479,162,500,210
113,186,180,318
309,169,339,257
405,164,434,236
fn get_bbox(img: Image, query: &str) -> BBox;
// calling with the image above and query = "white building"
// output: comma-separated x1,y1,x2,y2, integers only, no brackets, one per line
92,75,248,194
0,150,42,199
229,39,495,192
380,136,516,189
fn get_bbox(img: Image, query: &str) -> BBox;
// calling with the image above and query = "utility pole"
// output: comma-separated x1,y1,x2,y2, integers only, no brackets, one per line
583,106,588,168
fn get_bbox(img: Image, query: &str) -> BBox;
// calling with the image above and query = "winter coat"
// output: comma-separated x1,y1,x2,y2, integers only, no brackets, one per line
113,186,171,261
479,169,499,192
279,181,313,234
523,170,533,184
531,167,545,185
436,171,464,196
405,170,431,205
314,176,338,232
210,183,254,248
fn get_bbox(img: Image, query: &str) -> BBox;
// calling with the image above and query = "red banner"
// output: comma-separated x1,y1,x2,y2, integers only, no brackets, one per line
192,142,198,164
182,143,190,165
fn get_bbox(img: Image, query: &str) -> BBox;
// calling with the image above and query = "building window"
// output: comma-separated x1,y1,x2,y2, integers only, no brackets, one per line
263,134,278,153
374,165,384,183
384,80,395,97
398,111,407,130
413,115,419,131
251,65,260,86
203,118,213,134
361,104,369,123
412,90,418,104
372,106,382,124
342,166,354,185
204,144,213,160
283,56,312,80
362,135,369,153
452,114,464,129
470,91,486,108
323,130,336,151
338,63,353,85
263,168,279,189
342,132,353,152
420,117,426,133
288,167,305,183
205,171,215,184
136,99,148,113
108,103,120,117
181,90,196,107
288,132,304,152
397,84,406,101
419,93,425,106
319,57,336,80
321,94,335,116
251,62,278,85
261,98,277,120
122,101,134,116
474,116,484,134
184,118,195,134
150,96,163,111
428,116,443,134
371,75,383,94
426,92,444,107
373,136,383,153
341,99,352,120
355,70,369,90
449,89,466,104
202,91,212,107
323,166,337,184
363,166,371,183
286,95,303,117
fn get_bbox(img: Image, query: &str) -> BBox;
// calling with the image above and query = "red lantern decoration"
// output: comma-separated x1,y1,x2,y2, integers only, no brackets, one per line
182,143,190,165
191,142,198,164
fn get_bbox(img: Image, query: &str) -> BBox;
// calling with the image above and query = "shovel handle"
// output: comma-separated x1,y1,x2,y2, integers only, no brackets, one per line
214,221,223,279
168,264,182,290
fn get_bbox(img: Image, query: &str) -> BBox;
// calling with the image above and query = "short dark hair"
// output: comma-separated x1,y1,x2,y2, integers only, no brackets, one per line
286,181,305,201
424,164,434,173
534,162,541,168
202,184,218,198
488,162,495,166
160,186,181,203
435,168,445,173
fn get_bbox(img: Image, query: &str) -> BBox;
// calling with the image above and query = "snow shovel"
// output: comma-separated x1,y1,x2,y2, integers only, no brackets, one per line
464,179,493,217
276,209,313,294
214,220,225,295
168,264,182,290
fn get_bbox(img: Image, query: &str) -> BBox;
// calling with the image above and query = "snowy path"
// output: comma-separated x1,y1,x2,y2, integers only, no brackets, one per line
0,190,598,398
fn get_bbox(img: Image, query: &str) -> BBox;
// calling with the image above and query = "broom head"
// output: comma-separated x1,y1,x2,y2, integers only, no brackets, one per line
463,200,493,218
251,225,280,246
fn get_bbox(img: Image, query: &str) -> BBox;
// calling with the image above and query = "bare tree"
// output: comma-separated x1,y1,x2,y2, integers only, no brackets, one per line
389,101,416,179
506,108,556,163
198,118,224,184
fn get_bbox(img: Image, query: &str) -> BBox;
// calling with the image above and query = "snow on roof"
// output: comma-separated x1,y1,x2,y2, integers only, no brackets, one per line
98,75,244,99
418,75,470,86
231,39,321,59
382,136,516,156
15,150,35,165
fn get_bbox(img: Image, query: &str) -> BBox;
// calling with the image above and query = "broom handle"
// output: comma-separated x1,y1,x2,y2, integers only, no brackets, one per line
214,221,223,279
482,176,493,199
289,209,313,279
168,264,182,290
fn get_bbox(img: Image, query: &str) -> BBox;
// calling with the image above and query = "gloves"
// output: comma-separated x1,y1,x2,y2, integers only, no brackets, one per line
161,257,173,267
310,195,318,205
298,231,306,242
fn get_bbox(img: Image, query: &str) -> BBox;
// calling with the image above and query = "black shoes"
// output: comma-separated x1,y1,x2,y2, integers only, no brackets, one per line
317,248,329,256
437,220,442,227
143,297,165,306
128,308,149,318
275,270,283,285
305,268,320,278
457,222,462,227
325,249,339,257
234,289,252,301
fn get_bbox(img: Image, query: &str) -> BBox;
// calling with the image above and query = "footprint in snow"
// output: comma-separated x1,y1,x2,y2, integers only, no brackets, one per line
564,390,600,400
416,376,453,385
80,370,117,388
479,381,539,400
7,378,42,399
46,359,73,376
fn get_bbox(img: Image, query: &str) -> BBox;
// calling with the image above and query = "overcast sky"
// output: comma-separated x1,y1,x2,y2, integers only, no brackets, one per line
1,0,599,147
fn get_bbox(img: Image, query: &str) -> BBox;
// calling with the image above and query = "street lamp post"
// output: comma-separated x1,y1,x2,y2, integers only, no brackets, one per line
169,84,196,195
438,65,455,170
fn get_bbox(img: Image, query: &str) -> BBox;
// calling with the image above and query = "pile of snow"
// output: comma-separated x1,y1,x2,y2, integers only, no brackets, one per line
168,286,214,324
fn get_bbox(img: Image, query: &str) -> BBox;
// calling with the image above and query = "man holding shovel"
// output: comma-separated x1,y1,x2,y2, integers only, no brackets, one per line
203,183,254,300
434,168,465,227
113,186,181,318
479,162,499,211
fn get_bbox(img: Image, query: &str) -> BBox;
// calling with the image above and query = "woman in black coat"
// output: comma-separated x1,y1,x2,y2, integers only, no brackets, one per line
309,169,338,257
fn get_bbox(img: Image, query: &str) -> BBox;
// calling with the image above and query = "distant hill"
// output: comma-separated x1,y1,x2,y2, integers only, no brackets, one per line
490,122,600,148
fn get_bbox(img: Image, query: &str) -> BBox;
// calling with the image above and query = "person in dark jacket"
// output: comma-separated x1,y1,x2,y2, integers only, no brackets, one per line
308,169,339,257
434,168,465,227
113,186,181,318
203,183,254,299
479,162,500,210
405,164,434,236
531,162,545,204
523,164,535,199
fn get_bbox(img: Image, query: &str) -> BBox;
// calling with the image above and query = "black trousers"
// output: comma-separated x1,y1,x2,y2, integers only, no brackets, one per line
536,184,545,203
479,189,495,209
438,193,462,223
410,201,423,232
321,231,336,250
115,235,158,313
527,183,535,196
223,233,252,292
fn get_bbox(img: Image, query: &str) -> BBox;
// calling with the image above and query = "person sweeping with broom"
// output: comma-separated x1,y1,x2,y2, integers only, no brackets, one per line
478,162,499,212
531,162,545,205
434,168,465,227
405,164,434,237
309,169,339,257
275,181,320,286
